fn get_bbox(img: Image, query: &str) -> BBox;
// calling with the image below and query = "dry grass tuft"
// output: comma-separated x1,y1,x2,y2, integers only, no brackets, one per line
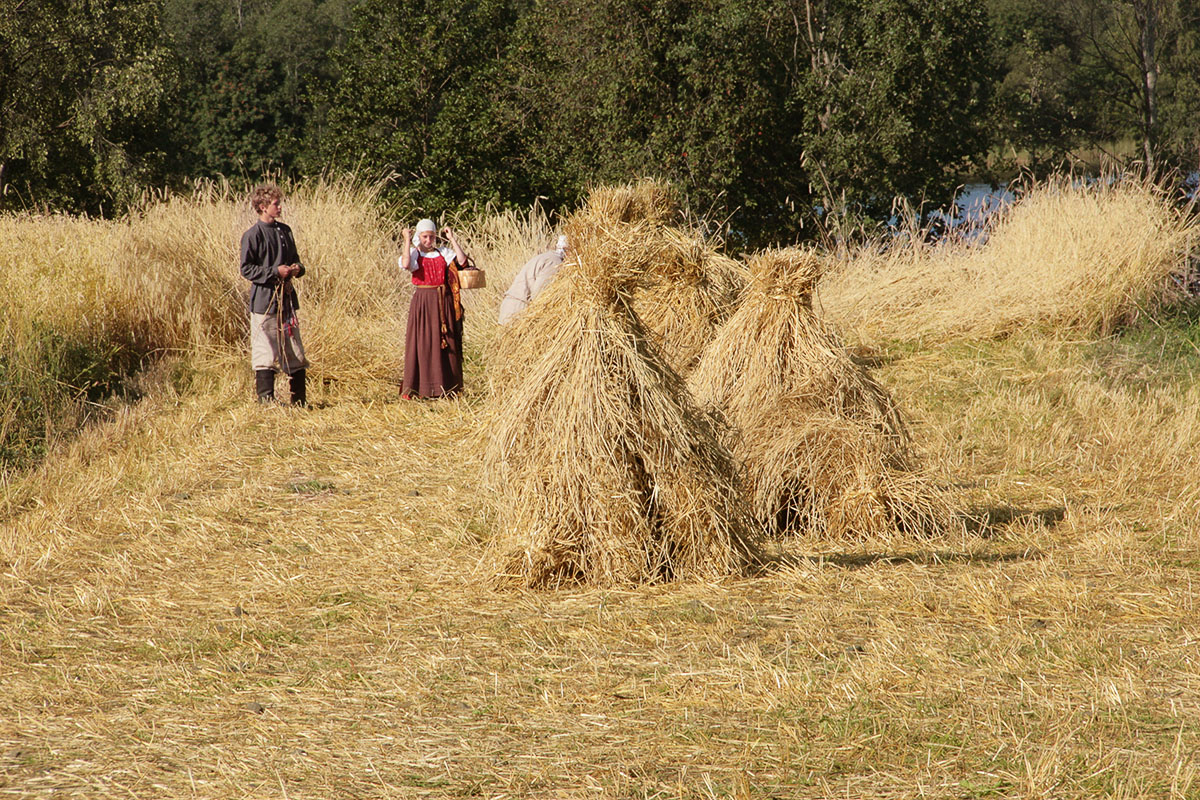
555,179,747,374
480,186,759,588
577,177,681,227
690,248,954,539
0,177,409,388
823,174,1199,343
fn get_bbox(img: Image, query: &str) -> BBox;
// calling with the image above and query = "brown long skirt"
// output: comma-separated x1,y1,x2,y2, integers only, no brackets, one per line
403,286,463,397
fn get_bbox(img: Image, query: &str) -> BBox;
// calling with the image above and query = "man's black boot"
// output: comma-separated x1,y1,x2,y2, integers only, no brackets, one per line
255,369,276,403
289,369,307,407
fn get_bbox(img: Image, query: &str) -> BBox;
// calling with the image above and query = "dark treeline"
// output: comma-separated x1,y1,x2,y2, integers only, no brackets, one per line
2,0,1198,243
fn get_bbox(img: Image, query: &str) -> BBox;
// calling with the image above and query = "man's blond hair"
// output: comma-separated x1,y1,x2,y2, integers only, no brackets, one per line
250,183,283,214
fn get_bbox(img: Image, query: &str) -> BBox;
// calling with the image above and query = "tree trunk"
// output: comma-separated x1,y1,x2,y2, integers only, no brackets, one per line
803,0,834,133
1136,0,1159,173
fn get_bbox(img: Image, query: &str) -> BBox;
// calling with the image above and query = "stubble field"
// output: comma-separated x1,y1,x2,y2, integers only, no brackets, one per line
2,178,1199,798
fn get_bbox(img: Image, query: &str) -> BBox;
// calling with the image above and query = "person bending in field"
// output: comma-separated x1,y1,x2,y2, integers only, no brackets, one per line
399,218,469,399
498,235,568,325
240,183,309,405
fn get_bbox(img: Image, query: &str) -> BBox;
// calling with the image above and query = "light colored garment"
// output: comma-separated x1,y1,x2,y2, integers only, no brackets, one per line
498,250,564,324
250,311,309,374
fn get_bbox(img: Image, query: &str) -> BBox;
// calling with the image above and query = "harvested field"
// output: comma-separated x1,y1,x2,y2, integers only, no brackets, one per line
3,177,1200,798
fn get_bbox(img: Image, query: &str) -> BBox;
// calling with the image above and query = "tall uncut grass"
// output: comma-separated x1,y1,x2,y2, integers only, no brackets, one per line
0,178,551,473
822,175,1198,343
5,174,1195,476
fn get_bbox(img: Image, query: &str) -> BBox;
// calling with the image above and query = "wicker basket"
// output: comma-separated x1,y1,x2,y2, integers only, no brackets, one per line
458,267,487,289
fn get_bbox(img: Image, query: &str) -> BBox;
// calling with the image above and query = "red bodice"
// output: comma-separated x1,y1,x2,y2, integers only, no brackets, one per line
413,251,448,286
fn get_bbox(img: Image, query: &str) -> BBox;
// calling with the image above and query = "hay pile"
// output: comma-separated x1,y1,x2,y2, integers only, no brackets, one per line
689,248,952,539
577,179,681,227
514,179,746,375
602,180,747,374
485,179,744,389
482,185,759,588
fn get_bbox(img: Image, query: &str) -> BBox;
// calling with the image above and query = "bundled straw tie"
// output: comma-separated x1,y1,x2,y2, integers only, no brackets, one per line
750,248,823,304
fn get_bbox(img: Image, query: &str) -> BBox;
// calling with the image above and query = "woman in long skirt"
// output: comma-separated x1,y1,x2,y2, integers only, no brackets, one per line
400,219,468,398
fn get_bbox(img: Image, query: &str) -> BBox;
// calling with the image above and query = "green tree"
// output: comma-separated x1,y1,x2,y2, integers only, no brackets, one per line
1158,6,1200,172
0,0,173,211
784,0,994,225
985,0,1200,177
161,0,359,179
1072,0,1200,174
496,0,993,242
313,0,528,212
309,0,997,241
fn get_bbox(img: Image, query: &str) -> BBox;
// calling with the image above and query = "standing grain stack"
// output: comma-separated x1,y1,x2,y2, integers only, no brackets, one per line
579,178,681,227
631,227,746,375
481,184,759,588
590,178,747,375
493,178,746,378
689,248,953,540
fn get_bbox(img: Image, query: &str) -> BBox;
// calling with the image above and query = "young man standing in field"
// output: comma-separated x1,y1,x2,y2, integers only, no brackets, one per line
240,183,309,405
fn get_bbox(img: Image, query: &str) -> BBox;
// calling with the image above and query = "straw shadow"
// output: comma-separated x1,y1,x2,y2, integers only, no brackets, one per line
754,545,1041,573
962,505,1066,537
847,346,902,369
745,503,1063,575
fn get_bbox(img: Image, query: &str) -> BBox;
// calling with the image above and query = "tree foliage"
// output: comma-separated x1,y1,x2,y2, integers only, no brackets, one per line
161,0,357,178
3,0,1198,229
986,0,1200,176
316,0,993,243
0,0,173,211
312,0,528,212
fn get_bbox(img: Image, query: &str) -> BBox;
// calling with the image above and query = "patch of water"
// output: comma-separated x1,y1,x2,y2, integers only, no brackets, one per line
1184,171,1199,200
885,183,1014,243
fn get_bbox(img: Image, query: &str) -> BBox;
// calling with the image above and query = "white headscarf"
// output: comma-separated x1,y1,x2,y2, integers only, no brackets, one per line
412,218,437,248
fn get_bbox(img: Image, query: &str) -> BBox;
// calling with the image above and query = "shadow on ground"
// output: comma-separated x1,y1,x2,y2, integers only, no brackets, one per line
752,504,1065,574
757,547,1042,573
963,504,1066,536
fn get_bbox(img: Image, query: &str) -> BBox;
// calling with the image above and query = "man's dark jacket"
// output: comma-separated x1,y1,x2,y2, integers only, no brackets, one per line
240,220,306,315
